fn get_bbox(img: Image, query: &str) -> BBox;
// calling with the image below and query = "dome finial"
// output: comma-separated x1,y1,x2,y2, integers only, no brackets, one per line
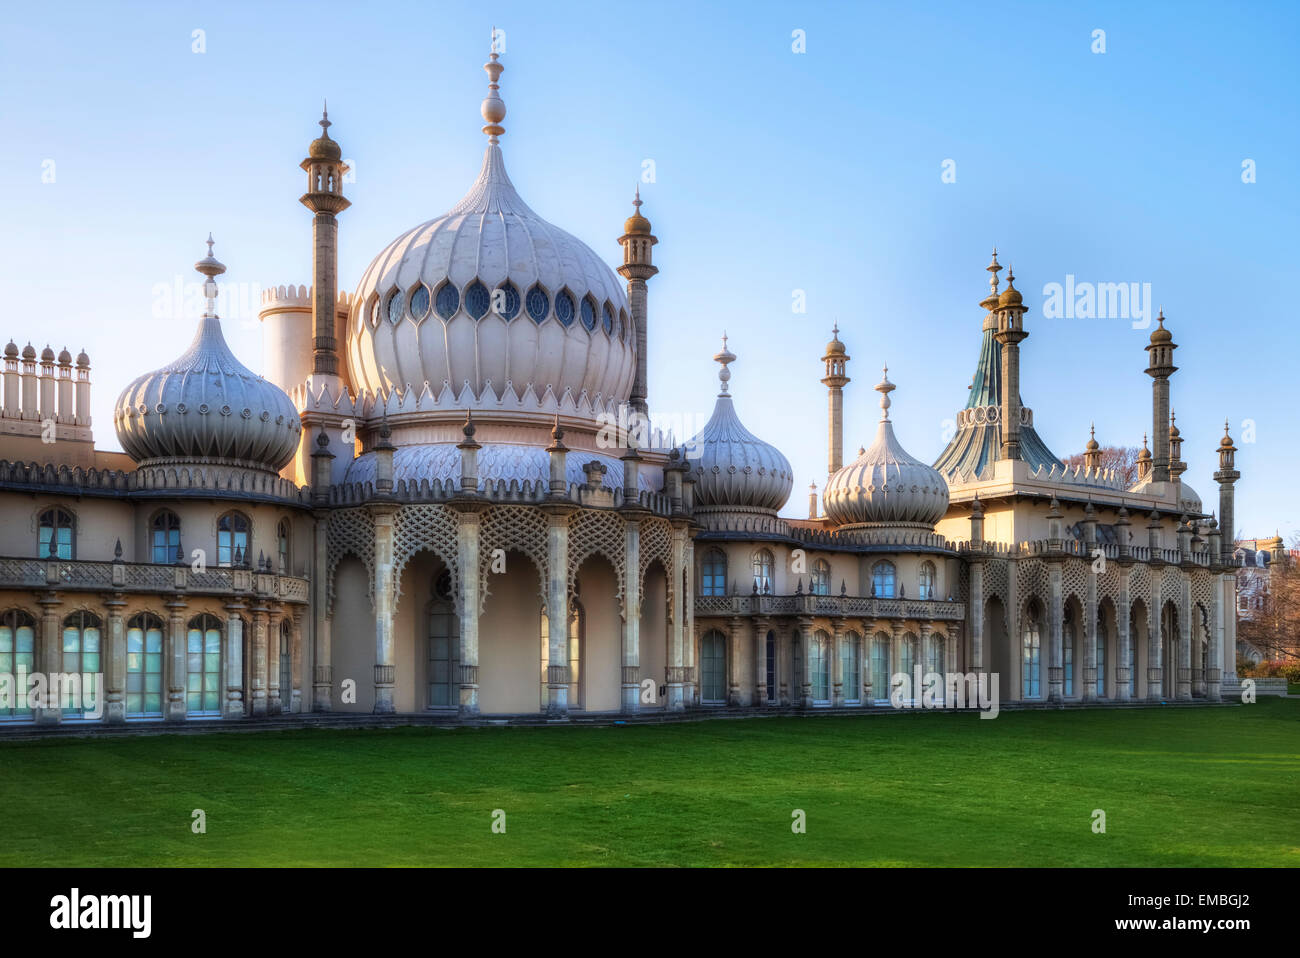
481,31,506,144
875,364,894,421
194,235,226,319
714,333,736,395
320,100,330,134
987,247,1002,295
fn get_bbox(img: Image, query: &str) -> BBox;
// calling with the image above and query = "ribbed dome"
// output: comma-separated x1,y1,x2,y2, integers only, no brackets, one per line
824,368,949,529
685,340,793,514
345,53,634,416
115,243,300,471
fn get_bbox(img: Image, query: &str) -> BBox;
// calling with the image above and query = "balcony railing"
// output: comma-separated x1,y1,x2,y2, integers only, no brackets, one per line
694,593,965,621
0,556,310,603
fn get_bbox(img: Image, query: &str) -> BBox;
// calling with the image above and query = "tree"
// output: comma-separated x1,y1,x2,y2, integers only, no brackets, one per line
1237,534,1300,665
1062,444,1143,486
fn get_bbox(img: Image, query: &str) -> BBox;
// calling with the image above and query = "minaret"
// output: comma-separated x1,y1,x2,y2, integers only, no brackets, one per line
300,103,350,379
618,185,657,418
1144,310,1177,483
1214,421,1239,559
1083,423,1101,472
1136,433,1152,482
1168,410,1186,481
993,265,1028,460
821,324,850,477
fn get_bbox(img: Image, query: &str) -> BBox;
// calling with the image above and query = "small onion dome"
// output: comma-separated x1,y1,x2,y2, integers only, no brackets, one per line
1150,311,1173,343
40,345,55,362
76,349,89,367
824,366,949,529
998,267,1023,307
308,105,342,161
1137,435,1152,462
825,323,847,356
686,337,794,514
57,347,72,364
114,239,301,471
624,186,652,235
1085,433,1100,452
3,341,17,358
21,343,35,360
1220,429,1235,449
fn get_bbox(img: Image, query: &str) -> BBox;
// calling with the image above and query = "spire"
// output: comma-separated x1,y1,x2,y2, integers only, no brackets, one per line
320,100,330,135
194,234,226,320
875,364,894,421
480,33,506,145
714,333,736,396
981,247,1003,308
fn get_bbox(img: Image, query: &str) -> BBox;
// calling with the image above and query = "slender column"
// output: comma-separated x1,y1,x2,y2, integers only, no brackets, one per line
727,615,743,706
249,603,269,717
266,606,283,715
753,616,770,707
1147,572,1163,702
918,621,933,701
621,518,641,712
798,616,814,707
1082,561,1098,703
1114,563,1132,701
969,561,985,674
1221,573,1238,689
456,507,484,716
311,511,332,711
890,622,903,705
370,503,398,714
945,625,958,703
104,594,127,724
1178,574,1192,701
290,610,304,713
34,593,62,725
1047,562,1063,703
1208,573,1223,702
223,600,246,719
831,620,844,706
779,627,790,705
165,597,187,721
666,524,688,710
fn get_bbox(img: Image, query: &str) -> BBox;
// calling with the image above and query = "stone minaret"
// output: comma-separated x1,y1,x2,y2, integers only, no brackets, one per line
1144,311,1177,483
1168,410,1186,481
300,105,350,379
1083,423,1101,472
993,266,1028,460
1214,421,1239,559
821,325,850,477
618,186,657,418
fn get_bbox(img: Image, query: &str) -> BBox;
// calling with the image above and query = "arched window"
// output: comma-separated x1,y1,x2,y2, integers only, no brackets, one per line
810,559,831,596
435,282,460,320
752,549,774,594
1063,607,1076,697
918,561,936,600
926,630,945,705
900,633,918,703
38,508,75,559
870,633,890,704
428,570,458,709
841,632,861,704
765,629,777,702
217,512,250,568
464,280,490,320
409,283,431,320
494,282,521,321
872,560,896,598
0,610,36,719
60,611,101,717
152,510,181,564
277,519,291,574
186,614,223,715
580,295,597,331
278,619,292,709
386,288,404,324
526,285,549,323
1022,606,1042,699
554,289,575,327
126,613,164,717
700,549,727,597
700,629,727,704
810,630,831,703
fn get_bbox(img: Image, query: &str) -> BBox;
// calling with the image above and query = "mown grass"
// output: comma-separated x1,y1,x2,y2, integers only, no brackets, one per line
3,698,1297,867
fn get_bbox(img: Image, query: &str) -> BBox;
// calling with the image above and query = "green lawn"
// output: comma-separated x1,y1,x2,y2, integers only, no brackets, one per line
3,699,1297,867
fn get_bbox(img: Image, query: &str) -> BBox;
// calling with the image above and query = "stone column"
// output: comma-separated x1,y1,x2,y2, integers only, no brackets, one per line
621,518,641,713
890,621,903,705
918,621,933,702
831,620,844,707
541,507,571,716
290,610,304,713
753,616,770,706
249,603,269,717
945,624,958,703
1047,562,1063,703
370,503,398,714
104,594,127,724
455,505,485,717
1177,573,1192,701
165,597,187,721
1208,573,1223,702
1082,559,1098,703
779,627,790,705
223,600,246,719
969,560,985,674
34,592,62,725
1221,573,1238,690
798,616,814,707
1115,562,1132,702
666,524,688,710
727,615,743,706
1147,571,1163,702
311,511,332,712
266,605,283,715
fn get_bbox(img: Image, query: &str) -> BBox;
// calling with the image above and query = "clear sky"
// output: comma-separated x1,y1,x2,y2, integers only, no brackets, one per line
1,0,1296,539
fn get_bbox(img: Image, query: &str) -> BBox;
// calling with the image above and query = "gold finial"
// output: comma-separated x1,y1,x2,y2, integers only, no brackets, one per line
481,34,506,144
986,247,1003,295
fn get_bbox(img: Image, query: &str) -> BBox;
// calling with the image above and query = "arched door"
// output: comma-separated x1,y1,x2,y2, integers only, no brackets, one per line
701,630,727,704
427,571,458,709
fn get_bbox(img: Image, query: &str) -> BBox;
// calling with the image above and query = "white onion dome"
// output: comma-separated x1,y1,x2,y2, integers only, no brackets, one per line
115,238,301,471
824,366,950,529
345,48,635,416
685,337,794,514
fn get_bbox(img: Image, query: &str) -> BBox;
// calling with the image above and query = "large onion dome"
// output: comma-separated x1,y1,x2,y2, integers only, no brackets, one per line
824,367,949,529
344,49,635,415
685,338,794,514
114,239,301,471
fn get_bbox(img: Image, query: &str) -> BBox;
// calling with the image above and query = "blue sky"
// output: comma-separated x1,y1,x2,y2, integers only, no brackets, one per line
1,0,1296,538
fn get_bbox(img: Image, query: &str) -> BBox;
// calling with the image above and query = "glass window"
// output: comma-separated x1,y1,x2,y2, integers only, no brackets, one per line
870,634,889,704
811,559,831,596
0,610,36,719
186,614,223,714
1063,610,1075,696
841,633,861,703
152,510,181,564
1022,609,1041,699
218,512,250,568
602,302,614,335
38,508,74,559
369,295,381,327
435,282,459,320
1096,612,1107,698
464,280,490,320
409,283,430,320
872,561,895,598
526,285,549,323
701,630,726,703
386,289,404,324
60,611,101,717
580,296,597,331
918,561,936,600
126,613,164,717
765,630,776,702
810,631,830,702
279,620,292,705
752,549,774,594
277,519,290,574
900,634,917,702
554,290,575,327
494,282,521,321
428,571,458,708
700,549,726,597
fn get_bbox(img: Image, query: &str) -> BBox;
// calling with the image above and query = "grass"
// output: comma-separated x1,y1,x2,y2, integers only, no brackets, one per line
3,699,1298,867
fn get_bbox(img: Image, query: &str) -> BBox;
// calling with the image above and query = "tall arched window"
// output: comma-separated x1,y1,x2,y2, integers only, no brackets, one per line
765,630,777,702
752,549,774,594
1022,606,1042,699
872,561,896,598
217,512,250,568
841,632,861,704
0,610,36,719
810,630,831,703
428,570,458,708
700,629,727,703
126,613,164,717
186,614,223,715
38,508,75,559
1063,607,1076,697
870,633,890,704
1096,610,1107,698
701,549,727,597
900,633,917,703
152,510,181,564
918,561,936,600
278,619,292,708
277,519,291,573
926,630,945,705
60,611,101,717
810,559,831,596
